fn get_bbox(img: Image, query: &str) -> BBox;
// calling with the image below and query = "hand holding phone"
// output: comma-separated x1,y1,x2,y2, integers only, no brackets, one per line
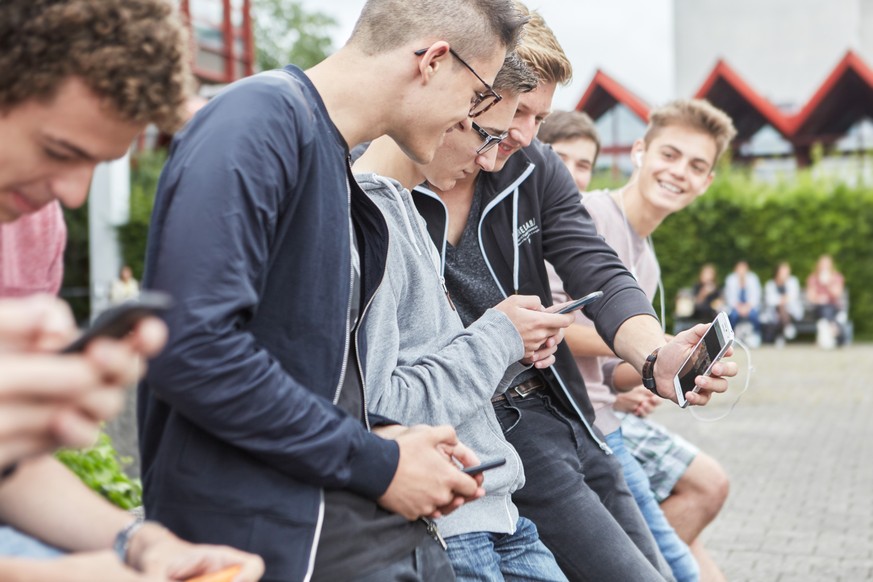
673,312,734,408
547,290,603,314
461,457,506,476
60,291,173,354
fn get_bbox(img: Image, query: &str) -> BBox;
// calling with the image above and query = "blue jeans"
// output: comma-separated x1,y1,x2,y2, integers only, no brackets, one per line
493,389,674,581
446,517,567,582
606,430,700,582
0,526,63,558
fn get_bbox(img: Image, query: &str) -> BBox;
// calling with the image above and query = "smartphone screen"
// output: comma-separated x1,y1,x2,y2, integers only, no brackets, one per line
674,313,733,401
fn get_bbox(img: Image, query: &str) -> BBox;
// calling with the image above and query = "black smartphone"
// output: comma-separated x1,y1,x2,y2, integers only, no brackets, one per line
548,290,604,314
60,291,174,354
461,457,507,476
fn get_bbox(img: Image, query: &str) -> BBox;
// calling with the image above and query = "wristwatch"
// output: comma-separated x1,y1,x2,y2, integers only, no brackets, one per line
641,347,661,394
114,518,146,563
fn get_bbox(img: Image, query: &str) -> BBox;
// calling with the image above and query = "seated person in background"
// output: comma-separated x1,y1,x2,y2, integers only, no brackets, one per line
110,265,141,304
535,109,600,193
806,254,845,347
762,261,802,345
692,263,722,323
724,260,761,345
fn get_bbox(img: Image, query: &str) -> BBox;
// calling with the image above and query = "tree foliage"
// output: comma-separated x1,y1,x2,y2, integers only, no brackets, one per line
253,0,338,71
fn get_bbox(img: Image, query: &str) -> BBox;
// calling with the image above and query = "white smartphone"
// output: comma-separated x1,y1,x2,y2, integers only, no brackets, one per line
673,311,734,408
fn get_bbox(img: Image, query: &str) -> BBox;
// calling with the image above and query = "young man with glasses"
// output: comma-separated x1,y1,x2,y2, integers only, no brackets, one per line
354,53,572,581
409,3,738,580
138,0,529,580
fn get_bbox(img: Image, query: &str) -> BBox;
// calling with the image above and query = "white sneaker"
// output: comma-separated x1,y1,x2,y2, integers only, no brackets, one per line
775,336,786,348
784,324,796,340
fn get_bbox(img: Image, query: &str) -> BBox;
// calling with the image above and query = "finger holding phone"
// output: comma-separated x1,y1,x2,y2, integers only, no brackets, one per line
654,314,739,406
493,294,576,367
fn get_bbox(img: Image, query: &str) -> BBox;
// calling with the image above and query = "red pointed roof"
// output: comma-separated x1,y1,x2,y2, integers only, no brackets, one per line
787,50,873,143
574,50,873,153
694,59,792,140
574,69,650,122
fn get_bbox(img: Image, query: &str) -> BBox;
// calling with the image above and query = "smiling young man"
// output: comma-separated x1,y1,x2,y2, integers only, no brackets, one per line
354,54,573,581
137,1,531,580
549,99,737,582
409,3,738,581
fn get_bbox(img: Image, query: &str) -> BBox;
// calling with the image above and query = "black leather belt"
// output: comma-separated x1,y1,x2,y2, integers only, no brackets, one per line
491,377,545,404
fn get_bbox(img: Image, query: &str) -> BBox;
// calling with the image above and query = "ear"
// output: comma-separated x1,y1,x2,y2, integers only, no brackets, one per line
414,41,451,84
630,139,645,167
698,172,715,196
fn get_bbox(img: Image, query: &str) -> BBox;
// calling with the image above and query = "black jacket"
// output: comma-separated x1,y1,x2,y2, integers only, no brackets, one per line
138,67,396,581
412,139,657,446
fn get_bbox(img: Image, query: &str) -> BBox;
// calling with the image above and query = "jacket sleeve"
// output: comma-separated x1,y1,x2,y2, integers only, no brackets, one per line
363,267,525,426
143,80,397,500
534,143,656,350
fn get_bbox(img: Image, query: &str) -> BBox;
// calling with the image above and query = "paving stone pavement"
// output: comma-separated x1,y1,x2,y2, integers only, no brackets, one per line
649,344,873,582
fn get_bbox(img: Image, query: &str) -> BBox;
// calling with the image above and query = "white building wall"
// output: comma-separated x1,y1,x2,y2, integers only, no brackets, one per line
674,0,868,109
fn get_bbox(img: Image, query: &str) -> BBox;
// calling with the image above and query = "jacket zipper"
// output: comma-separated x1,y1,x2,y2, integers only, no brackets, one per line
306,173,357,582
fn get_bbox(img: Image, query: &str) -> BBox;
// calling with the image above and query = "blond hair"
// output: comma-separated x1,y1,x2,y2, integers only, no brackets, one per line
644,99,737,164
513,2,572,85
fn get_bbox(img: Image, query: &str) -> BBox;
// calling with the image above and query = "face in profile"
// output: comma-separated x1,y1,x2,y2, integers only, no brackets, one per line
395,44,506,166
551,136,598,192
0,78,144,223
634,123,717,217
493,80,558,172
419,92,519,192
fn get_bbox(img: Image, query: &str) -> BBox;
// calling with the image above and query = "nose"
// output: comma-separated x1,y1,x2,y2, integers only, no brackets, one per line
509,119,535,148
476,147,499,172
49,164,95,209
459,116,474,132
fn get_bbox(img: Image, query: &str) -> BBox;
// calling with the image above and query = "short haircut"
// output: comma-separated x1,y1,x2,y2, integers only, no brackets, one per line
349,0,528,61
492,53,539,96
538,110,601,161
644,99,737,165
513,1,572,86
0,0,193,132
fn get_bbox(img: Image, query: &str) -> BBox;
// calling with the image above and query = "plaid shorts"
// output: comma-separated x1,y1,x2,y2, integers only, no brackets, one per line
617,413,699,503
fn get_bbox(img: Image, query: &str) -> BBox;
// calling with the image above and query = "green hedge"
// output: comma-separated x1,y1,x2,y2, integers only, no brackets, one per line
615,168,873,338
56,432,142,510
116,151,168,282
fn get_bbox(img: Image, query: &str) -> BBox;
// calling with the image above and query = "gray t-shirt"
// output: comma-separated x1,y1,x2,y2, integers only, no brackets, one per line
443,191,539,388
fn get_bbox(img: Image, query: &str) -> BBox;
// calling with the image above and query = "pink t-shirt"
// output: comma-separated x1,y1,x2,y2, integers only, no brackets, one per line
547,190,659,435
0,201,67,296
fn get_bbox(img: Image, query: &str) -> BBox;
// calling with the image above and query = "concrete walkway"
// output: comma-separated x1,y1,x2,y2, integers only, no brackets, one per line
651,344,873,581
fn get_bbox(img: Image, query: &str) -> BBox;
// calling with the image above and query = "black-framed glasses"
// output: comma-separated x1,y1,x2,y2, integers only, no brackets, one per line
414,47,502,117
472,122,508,155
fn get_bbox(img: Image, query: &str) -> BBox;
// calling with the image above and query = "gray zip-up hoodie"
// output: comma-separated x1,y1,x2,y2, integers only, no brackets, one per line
356,173,528,538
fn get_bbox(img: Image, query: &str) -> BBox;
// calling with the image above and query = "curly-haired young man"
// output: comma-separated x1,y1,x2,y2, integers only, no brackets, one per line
0,1,263,580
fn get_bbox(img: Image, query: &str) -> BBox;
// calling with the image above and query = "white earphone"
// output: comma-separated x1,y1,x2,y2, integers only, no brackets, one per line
634,151,643,168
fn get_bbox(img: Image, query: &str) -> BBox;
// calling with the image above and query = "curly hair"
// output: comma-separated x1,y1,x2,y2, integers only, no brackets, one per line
0,0,193,132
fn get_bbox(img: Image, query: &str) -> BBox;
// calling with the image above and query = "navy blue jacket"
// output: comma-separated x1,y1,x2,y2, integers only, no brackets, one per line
413,140,657,449
138,67,397,581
